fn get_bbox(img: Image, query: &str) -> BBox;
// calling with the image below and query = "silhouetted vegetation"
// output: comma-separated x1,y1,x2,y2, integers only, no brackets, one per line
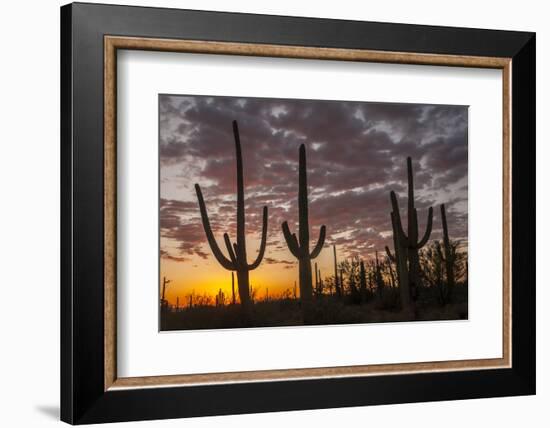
195,120,268,323
161,122,468,331
281,143,326,323
161,237,467,330
387,156,433,319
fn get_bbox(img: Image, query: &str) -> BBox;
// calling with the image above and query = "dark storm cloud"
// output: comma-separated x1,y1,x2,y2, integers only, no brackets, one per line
160,95,468,261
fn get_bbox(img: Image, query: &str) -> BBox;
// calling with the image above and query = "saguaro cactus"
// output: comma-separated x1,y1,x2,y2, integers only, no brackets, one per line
440,203,455,300
333,245,341,297
195,120,268,320
389,157,434,315
314,263,324,297
216,288,225,307
160,276,171,311
316,266,324,297
282,144,326,323
386,208,409,309
374,251,385,295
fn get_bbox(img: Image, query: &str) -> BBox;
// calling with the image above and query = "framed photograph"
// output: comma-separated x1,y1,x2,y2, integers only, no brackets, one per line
61,2,535,424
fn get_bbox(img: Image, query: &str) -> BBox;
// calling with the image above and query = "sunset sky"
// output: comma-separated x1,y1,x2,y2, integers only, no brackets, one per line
159,94,468,305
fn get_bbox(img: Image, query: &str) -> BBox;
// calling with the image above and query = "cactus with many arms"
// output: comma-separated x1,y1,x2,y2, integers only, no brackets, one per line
282,144,326,323
195,120,268,321
389,157,434,315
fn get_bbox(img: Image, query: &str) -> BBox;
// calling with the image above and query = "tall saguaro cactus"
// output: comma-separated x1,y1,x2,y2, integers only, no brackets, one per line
282,144,326,323
195,120,268,320
389,157,434,315
333,245,341,297
440,203,455,299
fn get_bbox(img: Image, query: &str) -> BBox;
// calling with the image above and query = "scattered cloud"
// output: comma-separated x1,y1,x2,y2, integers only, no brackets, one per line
160,95,468,263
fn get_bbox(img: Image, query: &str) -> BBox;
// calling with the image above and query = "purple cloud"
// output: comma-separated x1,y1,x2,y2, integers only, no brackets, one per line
159,94,468,262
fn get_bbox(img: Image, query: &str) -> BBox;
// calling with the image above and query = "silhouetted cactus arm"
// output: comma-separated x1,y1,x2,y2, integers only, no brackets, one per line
223,233,238,266
248,206,268,270
195,183,235,270
416,207,434,248
297,144,310,248
282,221,301,258
309,225,326,259
407,157,415,213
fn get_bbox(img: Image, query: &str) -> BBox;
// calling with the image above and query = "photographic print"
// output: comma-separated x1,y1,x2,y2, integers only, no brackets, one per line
159,95,468,331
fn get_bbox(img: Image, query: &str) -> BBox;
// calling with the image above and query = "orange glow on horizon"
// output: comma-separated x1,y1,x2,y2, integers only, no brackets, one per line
160,241,339,306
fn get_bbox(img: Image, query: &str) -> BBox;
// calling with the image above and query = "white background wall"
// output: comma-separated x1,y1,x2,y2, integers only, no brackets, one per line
0,1,546,426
